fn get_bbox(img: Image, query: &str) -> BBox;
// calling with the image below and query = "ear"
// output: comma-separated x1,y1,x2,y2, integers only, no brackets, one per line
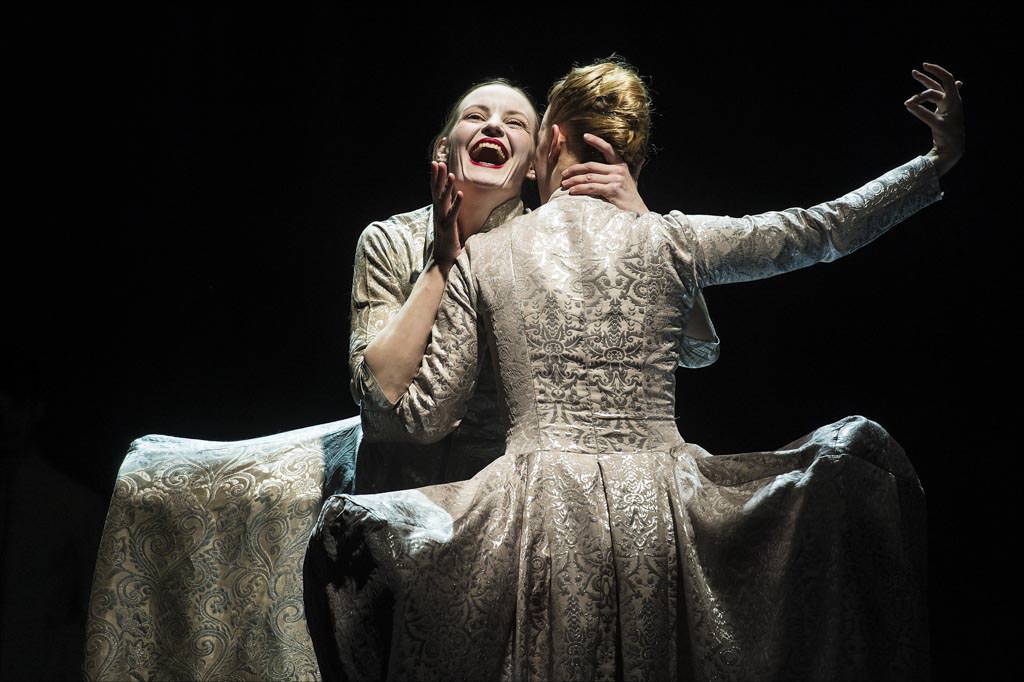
547,123,565,168
434,137,449,163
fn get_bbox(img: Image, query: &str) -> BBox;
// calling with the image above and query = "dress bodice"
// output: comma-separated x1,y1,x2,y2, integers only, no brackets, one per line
474,196,701,455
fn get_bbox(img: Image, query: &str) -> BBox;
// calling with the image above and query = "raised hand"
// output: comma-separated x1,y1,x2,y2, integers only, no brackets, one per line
559,133,650,213
430,161,464,274
905,62,965,177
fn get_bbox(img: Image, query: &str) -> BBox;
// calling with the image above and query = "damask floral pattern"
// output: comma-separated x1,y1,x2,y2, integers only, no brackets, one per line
84,417,361,681
349,198,721,493
349,199,522,489
307,156,940,681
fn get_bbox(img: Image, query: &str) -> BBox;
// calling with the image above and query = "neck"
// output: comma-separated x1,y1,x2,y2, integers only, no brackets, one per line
539,152,583,204
455,184,519,240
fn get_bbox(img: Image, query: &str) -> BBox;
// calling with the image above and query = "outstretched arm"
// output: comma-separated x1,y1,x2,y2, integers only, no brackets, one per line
677,155,942,287
665,63,964,288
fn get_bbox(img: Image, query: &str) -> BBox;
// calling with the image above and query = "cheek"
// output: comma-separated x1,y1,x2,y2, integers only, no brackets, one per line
449,122,472,147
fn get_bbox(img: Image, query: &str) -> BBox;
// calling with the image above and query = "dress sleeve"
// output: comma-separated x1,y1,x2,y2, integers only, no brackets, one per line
359,247,483,444
349,223,408,406
662,155,943,288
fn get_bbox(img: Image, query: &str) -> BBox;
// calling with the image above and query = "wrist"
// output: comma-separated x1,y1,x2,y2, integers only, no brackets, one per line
925,146,963,178
425,255,453,279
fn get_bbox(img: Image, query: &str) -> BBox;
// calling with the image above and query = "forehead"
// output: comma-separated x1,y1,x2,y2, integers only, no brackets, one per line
459,85,536,121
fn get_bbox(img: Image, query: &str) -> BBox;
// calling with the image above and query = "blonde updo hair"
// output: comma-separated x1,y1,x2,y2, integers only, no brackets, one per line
544,57,651,177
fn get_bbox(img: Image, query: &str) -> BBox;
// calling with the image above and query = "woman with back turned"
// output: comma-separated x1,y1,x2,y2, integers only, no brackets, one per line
308,57,963,681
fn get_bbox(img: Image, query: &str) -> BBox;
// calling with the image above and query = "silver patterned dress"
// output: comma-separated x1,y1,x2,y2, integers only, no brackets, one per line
349,198,720,493
307,155,941,681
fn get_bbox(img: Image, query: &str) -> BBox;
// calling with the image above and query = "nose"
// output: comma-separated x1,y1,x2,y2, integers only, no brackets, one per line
482,114,505,137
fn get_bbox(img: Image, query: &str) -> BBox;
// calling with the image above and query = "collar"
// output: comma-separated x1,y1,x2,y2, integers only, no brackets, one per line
546,186,610,204
480,195,525,233
547,186,573,202
423,195,525,263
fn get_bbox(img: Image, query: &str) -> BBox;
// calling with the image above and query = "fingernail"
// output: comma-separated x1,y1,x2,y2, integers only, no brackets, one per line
561,170,567,177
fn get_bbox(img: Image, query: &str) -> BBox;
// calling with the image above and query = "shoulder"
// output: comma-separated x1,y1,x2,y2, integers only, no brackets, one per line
357,205,431,254
642,209,696,236
549,193,647,227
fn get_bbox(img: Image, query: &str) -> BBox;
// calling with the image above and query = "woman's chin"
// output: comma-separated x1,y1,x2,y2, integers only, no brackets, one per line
458,165,519,190
462,175,518,194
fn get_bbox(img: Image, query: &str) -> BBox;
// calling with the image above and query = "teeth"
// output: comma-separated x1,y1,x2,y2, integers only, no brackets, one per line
473,141,507,163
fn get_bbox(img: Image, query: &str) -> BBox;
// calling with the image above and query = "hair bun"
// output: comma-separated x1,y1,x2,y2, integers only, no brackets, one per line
545,57,651,176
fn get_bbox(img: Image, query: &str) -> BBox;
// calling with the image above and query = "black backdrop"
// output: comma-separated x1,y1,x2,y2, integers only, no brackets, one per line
3,5,1015,680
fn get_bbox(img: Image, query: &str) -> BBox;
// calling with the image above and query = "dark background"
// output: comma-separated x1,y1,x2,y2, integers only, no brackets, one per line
2,5,1014,680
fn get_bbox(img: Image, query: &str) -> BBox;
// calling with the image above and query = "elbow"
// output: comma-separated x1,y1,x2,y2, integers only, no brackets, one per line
348,372,365,406
361,423,446,445
349,352,375,405
362,343,387,393
398,402,457,444
359,399,455,445
363,343,411,406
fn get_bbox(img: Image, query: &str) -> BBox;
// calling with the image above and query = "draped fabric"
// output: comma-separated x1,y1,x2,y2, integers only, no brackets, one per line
307,156,940,681
84,417,361,681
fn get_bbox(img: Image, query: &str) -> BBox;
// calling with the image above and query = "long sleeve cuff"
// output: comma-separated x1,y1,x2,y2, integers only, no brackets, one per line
680,332,720,368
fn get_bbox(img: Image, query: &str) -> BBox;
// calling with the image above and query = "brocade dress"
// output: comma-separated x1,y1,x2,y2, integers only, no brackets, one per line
306,155,941,681
349,198,720,493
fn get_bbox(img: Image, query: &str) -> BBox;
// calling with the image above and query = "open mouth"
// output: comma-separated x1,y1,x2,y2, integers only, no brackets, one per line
469,138,509,167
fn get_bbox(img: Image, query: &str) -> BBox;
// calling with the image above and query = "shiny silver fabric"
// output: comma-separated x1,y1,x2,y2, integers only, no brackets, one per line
349,198,720,492
84,418,362,681
348,198,522,491
309,156,941,681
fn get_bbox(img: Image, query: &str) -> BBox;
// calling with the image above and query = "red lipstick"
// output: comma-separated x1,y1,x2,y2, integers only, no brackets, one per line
469,137,510,168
